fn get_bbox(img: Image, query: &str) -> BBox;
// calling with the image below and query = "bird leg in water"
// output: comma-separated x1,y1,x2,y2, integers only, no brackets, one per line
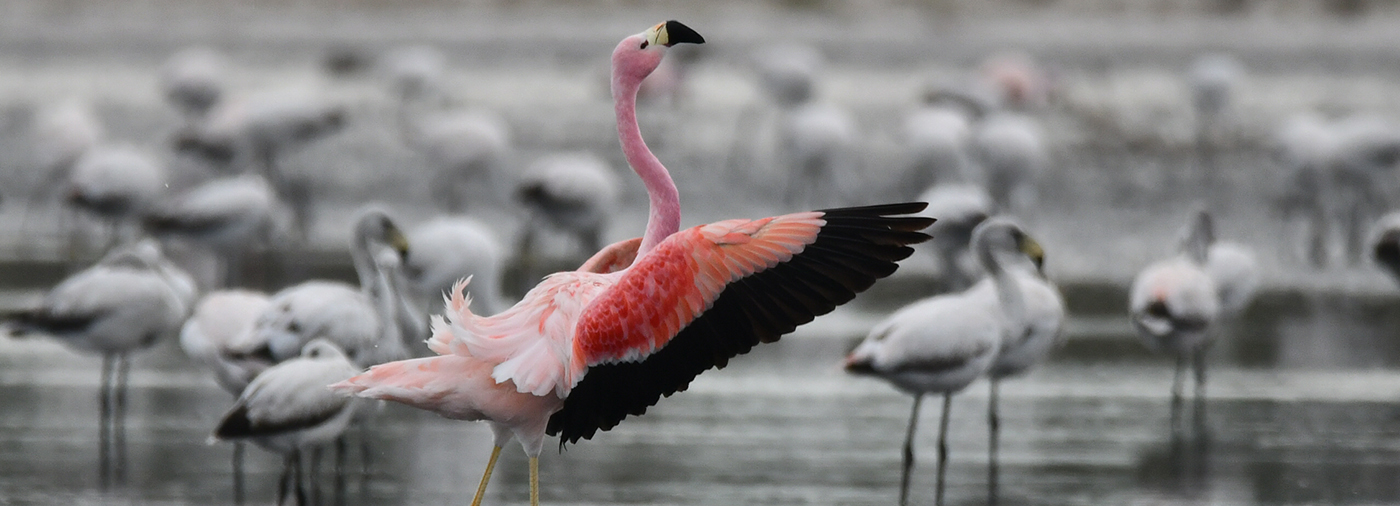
278,452,295,506
899,395,923,506
1193,346,1211,436
333,436,346,506
310,446,322,506
470,446,503,506
988,380,1001,506
1171,355,1187,433
294,448,307,506
935,394,953,506
529,456,540,506
114,353,129,484
1193,347,1209,402
99,353,113,490
233,442,246,506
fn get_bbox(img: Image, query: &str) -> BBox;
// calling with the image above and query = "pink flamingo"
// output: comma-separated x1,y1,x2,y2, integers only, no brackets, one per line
331,21,933,505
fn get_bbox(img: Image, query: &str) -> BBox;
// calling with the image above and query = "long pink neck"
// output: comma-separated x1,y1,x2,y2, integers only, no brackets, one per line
614,66,680,257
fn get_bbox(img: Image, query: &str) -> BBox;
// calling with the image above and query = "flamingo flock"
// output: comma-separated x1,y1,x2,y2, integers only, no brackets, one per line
7,8,1400,506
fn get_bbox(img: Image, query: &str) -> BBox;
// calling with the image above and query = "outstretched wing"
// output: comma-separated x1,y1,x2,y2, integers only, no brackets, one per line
548,202,933,445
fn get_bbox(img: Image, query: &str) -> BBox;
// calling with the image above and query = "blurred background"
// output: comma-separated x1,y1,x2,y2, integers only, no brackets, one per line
3,0,1400,505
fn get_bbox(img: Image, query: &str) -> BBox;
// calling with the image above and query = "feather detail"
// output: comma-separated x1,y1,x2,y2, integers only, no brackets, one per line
447,272,616,397
573,212,825,369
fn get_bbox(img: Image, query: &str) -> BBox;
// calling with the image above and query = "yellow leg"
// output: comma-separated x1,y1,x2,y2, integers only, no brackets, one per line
470,446,503,506
529,456,539,506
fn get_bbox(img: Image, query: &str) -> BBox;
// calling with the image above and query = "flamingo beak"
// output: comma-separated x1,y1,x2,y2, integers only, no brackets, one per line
647,20,705,47
386,224,411,261
1019,235,1045,274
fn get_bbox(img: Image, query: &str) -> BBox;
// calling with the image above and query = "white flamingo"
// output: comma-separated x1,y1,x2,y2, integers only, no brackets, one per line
212,339,360,506
235,208,413,368
383,45,514,213
160,47,227,123
779,101,860,208
175,90,348,238
1129,210,1221,421
401,215,508,316
902,101,974,198
143,173,290,287
180,289,274,503
65,145,168,249
4,240,195,483
845,219,1046,506
918,183,995,293
511,151,620,291
969,112,1048,216
1188,53,1244,178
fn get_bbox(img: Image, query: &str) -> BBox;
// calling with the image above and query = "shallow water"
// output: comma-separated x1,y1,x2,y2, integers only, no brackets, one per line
3,322,1400,506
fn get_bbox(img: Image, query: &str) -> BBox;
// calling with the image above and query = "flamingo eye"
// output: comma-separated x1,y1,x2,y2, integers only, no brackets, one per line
639,41,649,50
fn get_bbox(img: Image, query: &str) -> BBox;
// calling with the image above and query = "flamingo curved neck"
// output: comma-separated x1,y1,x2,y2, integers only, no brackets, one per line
978,242,1028,334
350,233,403,350
614,67,680,257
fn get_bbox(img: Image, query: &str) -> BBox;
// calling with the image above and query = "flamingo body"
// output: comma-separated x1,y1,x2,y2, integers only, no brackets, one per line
1129,258,1219,355
67,145,167,222
180,290,274,394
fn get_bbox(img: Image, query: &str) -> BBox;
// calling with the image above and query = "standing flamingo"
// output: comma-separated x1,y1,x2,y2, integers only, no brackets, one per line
331,21,932,506
1129,210,1221,427
213,339,361,506
844,219,1046,506
1188,53,1243,182
143,173,290,288
179,289,274,503
511,151,621,293
160,47,227,124
65,145,169,250
383,44,515,214
3,239,196,485
902,100,974,198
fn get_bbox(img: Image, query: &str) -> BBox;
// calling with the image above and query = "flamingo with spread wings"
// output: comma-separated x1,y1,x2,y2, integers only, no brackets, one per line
331,21,933,506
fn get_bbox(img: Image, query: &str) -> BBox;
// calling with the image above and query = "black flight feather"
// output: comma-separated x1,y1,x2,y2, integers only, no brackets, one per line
546,202,932,446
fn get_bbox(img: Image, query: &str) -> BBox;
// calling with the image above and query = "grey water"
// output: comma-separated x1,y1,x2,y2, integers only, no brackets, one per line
4,292,1400,505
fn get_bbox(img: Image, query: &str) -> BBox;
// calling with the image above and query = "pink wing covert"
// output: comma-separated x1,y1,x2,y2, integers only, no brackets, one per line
572,212,825,369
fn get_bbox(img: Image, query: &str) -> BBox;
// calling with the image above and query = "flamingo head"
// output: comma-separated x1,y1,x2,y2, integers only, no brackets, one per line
612,21,704,96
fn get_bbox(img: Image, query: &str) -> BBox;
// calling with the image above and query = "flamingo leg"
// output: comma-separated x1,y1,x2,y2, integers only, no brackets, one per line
278,452,295,506
233,441,246,506
988,379,1001,506
469,446,503,506
529,456,540,506
1171,354,1186,432
310,446,322,506
114,353,129,484
935,393,953,506
333,436,346,506
899,394,922,506
1193,346,1210,435
1192,346,1209,402
294,448,307,506
99,353,113,489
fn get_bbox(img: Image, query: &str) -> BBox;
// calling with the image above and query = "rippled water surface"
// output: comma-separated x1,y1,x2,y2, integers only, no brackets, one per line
4,323,1400,506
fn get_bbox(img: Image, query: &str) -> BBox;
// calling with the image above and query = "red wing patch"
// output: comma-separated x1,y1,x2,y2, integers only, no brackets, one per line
572,212,824,368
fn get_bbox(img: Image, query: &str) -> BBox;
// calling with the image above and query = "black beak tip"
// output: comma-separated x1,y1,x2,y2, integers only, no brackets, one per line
664,20,705,45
